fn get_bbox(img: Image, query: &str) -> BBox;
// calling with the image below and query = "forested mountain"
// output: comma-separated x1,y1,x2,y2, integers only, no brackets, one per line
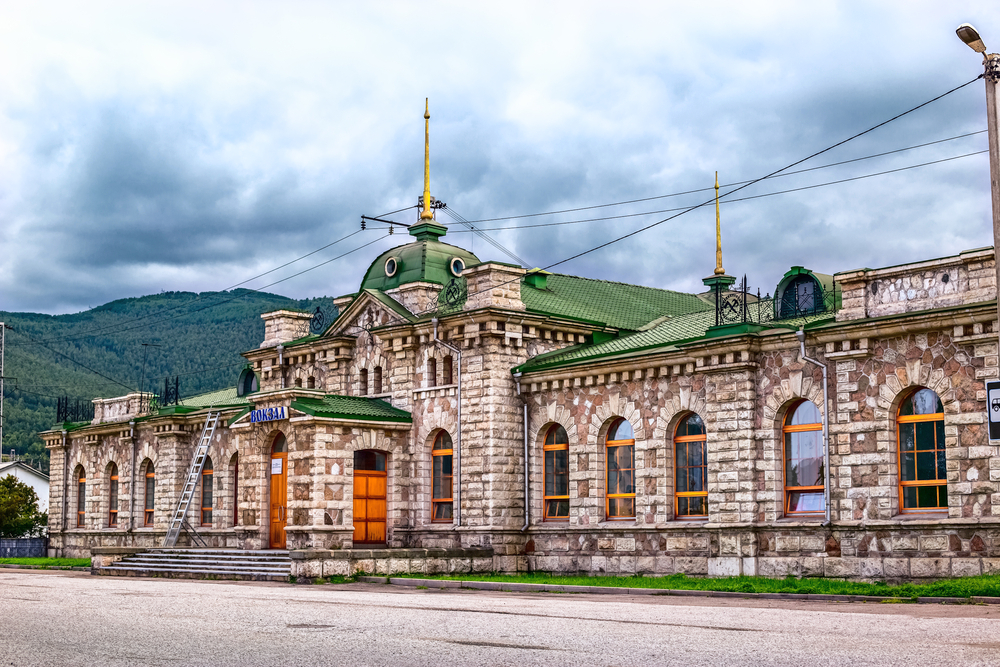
1,290,336,473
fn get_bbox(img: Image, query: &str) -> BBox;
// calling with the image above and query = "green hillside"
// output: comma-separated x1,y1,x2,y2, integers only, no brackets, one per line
0,289,336,473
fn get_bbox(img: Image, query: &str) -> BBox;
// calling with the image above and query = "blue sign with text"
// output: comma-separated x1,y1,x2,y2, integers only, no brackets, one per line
250,406,287,424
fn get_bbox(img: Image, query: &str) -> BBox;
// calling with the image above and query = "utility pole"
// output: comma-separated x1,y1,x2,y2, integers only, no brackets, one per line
0,322,7,455
956,24,1000,339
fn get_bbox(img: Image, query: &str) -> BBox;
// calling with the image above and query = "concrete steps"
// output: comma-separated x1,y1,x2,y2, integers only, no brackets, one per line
97,549,291,582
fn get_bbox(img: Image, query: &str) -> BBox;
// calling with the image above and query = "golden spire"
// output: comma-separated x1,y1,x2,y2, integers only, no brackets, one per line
714,171,725,276
420,98,434,220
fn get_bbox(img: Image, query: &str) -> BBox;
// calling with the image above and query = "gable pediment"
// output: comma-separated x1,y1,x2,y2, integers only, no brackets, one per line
323,290,414,341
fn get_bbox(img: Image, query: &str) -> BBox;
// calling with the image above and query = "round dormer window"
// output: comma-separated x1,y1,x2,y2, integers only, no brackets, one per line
384,257,399,277
449,257,465,277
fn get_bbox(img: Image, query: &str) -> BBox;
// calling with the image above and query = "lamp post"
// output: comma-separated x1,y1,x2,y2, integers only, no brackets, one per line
956,23,1000,333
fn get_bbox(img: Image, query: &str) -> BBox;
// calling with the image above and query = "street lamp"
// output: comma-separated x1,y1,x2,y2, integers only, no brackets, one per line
956,24,1000,340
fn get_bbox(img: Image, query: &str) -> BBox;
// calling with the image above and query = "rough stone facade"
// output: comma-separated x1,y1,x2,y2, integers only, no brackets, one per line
43,238,1000,581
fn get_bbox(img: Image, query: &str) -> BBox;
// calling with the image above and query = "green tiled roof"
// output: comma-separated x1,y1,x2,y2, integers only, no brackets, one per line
179,386,251,409
359,239,481,291
291,395,412,423
521,273,712,331
515,308,835,373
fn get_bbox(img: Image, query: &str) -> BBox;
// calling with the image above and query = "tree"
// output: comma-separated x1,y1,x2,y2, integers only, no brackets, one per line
0,475,48,538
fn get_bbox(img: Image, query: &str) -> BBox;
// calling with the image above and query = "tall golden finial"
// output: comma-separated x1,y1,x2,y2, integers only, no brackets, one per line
420,98,434,220
714,171,725,276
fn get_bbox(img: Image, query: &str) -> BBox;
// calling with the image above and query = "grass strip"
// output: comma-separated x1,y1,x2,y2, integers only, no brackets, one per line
392,572,1000,599
0,557,91,568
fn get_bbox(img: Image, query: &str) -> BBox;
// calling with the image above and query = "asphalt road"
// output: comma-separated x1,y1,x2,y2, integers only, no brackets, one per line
2,570,999,666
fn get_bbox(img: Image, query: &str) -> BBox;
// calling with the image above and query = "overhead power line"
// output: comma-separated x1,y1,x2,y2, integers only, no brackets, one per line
451,129,988,225
433,149,987,232
379,74,985,328
441,207,531,267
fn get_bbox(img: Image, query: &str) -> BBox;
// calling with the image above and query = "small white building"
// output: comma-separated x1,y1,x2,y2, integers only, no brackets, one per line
0,461,50,513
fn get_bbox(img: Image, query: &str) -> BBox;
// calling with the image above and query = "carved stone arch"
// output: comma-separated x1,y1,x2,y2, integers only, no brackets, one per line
653,386,708,441
878,379,957,428
539,402,578,445
345,428,403,455
260,428,287,455
587,391,645,443
137,443,159,469
763,370,825,426
95,442,123,479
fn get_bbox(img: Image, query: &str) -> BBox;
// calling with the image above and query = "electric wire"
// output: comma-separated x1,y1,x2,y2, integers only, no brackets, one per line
442,207,531,267
409,149,987,232
450,129,988,225
33,229,364,345
9,328,133,391
6,234,391,392
383,74,985,326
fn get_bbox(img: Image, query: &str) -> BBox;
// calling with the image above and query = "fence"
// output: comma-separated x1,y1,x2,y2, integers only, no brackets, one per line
0,537,48,558
712,275,839,328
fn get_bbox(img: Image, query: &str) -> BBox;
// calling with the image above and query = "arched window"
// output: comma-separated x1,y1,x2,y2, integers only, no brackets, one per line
231,453,239,527
359,368,369,396
606,418,635,519
75,466,86,528
428,358,437,388
374,366,383,394
898,387,946,512
201,456,214,527
779,275,822,318
543,424,569,521
307,376,315,389
674,413,707,519
108,463,119,527
143,461,155,527
431,431,453,522
783,400,825,516
443,356,453,385
294,377,302,388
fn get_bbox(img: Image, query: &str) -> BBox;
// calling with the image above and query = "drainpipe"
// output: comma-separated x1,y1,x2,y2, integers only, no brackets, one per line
796,329,831,526
60,430,68,533
513,372,529,532
431,318,462,527
128,420,136,533
277,344,285,389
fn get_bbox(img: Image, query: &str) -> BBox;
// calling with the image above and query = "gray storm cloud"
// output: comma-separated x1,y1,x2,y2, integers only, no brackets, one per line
0,1,996,315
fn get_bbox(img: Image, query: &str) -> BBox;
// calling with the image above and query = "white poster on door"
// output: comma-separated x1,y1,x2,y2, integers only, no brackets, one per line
271,458,283,475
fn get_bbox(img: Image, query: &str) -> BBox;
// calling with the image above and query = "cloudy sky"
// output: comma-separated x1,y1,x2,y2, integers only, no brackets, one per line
0,1,997,315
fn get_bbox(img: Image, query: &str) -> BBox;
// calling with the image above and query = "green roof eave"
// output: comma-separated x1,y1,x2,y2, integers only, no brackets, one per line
227,407,252,426
290,395,412,423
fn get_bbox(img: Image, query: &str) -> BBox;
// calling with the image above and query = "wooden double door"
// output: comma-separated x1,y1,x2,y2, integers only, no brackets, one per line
353,450,387,544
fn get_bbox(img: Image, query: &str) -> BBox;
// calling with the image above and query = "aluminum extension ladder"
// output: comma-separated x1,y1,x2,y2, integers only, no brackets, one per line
162,412,220,548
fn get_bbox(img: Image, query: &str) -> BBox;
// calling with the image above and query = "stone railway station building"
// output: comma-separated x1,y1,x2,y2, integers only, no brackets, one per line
42,127,1000,581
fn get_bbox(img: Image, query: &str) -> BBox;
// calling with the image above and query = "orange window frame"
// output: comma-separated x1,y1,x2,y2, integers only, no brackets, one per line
108,467,119,527
897,410,947,513
782,420,825,516
77,473,86,527
606,437,635,520
201,464,214,527
674,432,707,519
543,425,569,521
431,433,453,523
144,470,155,527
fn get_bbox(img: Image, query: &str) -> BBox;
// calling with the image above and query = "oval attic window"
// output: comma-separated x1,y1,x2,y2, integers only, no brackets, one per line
450,257,465,277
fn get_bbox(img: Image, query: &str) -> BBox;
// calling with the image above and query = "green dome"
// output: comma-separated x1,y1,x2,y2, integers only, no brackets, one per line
359,233,481,292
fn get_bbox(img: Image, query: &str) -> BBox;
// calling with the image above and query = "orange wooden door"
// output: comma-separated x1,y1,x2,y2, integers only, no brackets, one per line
269,452,287,549
353,470,387,544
